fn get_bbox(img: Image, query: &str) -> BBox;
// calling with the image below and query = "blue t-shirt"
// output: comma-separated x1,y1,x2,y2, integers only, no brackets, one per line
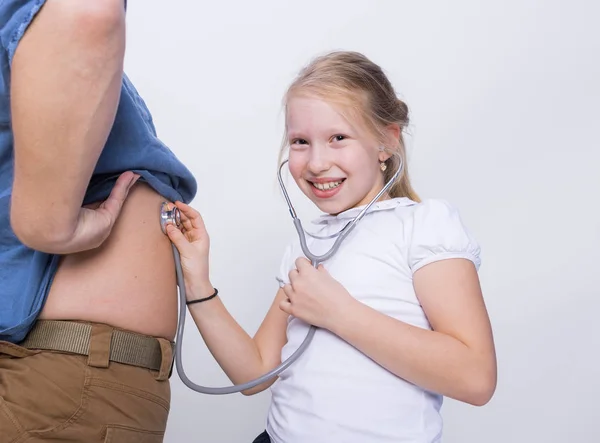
0,0,197,343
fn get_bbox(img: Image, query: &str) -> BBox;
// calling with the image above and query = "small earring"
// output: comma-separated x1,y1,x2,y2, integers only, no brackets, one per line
380,162,387,172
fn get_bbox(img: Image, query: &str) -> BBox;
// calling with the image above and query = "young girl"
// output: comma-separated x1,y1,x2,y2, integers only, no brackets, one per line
166,51,497,443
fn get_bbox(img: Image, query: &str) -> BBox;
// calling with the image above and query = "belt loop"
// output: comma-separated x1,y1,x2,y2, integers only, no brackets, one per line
87,323,113,368
155,338,173,381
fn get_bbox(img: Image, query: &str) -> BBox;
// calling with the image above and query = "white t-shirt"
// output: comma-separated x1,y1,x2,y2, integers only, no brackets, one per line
266,197,481,443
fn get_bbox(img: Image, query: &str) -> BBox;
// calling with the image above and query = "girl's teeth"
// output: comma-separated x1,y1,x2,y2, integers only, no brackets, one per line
313,180,342,190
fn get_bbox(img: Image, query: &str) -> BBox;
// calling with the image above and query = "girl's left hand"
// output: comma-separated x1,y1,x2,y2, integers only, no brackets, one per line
279,257,354,330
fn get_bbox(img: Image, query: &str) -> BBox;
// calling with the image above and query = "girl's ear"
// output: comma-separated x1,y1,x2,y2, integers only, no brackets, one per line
379,124,401,162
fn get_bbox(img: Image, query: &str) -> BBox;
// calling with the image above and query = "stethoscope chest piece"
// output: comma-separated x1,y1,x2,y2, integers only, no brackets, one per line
160,202,181,234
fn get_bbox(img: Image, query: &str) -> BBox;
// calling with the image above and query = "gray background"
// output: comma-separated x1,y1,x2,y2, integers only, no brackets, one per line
123,1,599,441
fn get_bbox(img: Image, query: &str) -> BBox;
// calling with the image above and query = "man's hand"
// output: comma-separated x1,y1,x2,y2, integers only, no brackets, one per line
56,171,140,254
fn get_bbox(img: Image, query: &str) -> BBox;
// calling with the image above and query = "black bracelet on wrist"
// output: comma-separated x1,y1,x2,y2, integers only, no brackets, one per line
186,288,218,305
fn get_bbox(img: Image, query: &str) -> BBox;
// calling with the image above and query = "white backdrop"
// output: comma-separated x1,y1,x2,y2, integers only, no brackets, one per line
123,1,599,442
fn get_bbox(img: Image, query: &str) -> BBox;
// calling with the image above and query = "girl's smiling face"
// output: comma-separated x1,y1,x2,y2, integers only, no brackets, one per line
286,96,390,215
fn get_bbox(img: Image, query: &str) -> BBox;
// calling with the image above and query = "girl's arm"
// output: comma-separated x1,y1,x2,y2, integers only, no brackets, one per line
186,286,289,395
166,201,289,395
327,258,497,406
280,199,496,406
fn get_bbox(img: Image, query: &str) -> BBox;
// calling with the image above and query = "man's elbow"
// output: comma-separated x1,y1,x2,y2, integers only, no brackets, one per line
10,210,74,254
52,0,125,39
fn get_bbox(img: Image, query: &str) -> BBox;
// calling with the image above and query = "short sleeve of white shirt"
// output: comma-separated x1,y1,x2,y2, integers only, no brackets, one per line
274,197,481,287
407,198,482,273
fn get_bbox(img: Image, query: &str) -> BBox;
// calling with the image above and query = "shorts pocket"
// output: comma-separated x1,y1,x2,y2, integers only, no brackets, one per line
103,425,164,442
0,397,24,441
0,352,91,437
89,378,170,412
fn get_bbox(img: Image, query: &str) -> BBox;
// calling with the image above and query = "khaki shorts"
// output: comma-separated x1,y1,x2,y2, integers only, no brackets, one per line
0,320,173,442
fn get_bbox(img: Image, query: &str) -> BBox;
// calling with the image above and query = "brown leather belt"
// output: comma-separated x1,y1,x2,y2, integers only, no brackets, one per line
20,320,173,372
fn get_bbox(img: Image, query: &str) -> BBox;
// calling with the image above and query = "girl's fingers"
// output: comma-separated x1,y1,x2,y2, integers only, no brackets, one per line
279,298,292,315
282,283,294,302
180,215,194,234
174,201,207,232
288,269,299,285
166,224,193,255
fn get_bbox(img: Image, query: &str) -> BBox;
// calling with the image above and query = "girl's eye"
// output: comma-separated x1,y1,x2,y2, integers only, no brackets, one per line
291,139,308,145
332,135,346,142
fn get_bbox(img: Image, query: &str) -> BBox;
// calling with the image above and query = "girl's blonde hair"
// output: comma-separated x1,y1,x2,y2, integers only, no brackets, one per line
279,51,420,202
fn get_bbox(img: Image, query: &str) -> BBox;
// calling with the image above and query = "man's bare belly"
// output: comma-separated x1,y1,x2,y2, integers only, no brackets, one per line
39,182,179,341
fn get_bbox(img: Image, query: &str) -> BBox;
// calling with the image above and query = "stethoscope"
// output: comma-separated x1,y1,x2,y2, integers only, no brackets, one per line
160,152,403,394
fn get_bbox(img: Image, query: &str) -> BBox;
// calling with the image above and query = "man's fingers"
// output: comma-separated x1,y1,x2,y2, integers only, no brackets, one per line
101,172,139,222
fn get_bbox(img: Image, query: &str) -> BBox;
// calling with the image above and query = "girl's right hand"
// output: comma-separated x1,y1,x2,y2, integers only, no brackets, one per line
165,201,214,300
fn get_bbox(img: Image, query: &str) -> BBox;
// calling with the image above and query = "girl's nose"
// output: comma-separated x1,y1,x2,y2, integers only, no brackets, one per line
307,146,332,174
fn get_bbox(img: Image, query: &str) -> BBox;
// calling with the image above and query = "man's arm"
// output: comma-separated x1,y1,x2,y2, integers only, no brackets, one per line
10,0,126,252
